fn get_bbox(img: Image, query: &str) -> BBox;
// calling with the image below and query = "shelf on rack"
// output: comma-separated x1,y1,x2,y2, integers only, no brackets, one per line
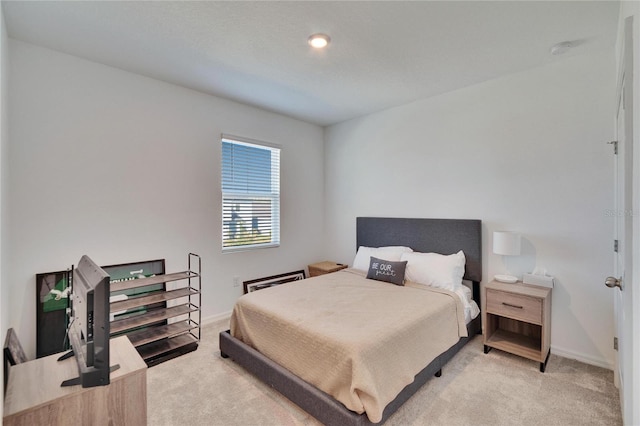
111,287,199,312
111,270,198,293
137,333,198,362
124,320,198,348
111,304,197,334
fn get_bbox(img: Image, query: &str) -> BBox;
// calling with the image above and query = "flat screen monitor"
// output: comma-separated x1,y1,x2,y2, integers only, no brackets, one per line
60,255,117,387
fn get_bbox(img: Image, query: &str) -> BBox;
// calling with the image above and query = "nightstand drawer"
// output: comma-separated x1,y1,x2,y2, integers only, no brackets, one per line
486,288,542,325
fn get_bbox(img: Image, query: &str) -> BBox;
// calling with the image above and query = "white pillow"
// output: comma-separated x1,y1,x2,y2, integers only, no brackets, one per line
401,250,466,291
352,246,413,271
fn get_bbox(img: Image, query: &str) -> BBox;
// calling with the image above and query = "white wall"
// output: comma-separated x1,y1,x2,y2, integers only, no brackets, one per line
325,51,616,367
7,39,325,357
0,5,9,418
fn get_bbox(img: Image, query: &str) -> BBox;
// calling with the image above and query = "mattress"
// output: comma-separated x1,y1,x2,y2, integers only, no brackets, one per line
230,269,468,423
460,282,481,323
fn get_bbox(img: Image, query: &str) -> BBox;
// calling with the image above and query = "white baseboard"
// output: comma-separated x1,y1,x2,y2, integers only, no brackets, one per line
201,310,232,325
551,345,613,370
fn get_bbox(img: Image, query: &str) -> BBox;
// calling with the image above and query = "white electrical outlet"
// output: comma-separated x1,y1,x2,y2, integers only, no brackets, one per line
233,276,240,287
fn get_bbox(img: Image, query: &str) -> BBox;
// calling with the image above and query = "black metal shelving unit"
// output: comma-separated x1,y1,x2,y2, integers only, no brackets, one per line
110,253,201,366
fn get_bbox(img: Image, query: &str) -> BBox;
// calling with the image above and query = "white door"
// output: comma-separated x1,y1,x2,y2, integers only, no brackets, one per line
610,16,636,426
611,72,629,420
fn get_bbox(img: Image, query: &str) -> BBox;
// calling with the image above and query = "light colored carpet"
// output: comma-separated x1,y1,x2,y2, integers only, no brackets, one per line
147,320,622,426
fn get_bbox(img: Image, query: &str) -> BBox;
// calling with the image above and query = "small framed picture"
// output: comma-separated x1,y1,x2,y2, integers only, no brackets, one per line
243,270,305,294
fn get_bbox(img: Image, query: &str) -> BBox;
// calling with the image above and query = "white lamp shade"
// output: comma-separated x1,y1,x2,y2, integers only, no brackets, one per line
493,231,521,256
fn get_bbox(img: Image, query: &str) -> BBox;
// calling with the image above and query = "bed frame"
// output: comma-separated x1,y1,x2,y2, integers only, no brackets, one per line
219,217,482,425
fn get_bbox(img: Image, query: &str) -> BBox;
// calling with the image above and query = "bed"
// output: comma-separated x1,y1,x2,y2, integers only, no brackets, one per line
219,217,482,425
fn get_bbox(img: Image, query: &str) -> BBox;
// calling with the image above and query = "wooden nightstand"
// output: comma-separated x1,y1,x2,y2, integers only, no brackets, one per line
308,261,347,277
483,280,552,372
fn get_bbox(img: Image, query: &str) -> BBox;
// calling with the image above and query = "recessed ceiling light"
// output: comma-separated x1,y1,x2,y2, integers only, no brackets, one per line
308,33,330,49
550,41,573,56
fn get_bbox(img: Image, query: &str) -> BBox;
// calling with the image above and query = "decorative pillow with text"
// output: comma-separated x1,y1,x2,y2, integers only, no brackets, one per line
366,256,407,286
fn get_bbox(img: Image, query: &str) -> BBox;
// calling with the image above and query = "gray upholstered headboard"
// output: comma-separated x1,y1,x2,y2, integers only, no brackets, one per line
356,217,482,283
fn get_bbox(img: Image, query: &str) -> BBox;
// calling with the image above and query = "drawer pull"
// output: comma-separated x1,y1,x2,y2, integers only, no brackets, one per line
502,302,523,309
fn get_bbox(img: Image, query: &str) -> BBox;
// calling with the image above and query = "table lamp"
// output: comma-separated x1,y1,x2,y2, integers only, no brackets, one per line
493,231,521,283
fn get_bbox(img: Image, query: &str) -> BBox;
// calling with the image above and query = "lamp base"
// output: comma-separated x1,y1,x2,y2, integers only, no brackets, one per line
494,274,518,284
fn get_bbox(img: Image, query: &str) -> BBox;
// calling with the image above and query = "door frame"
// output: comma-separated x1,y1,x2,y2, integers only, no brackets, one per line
615,15,638,426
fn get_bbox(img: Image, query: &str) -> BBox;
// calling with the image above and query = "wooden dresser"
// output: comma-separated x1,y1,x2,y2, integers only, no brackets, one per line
3,336,147,425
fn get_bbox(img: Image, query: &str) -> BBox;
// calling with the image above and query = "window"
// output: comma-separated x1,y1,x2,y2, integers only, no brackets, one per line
221,135,280,252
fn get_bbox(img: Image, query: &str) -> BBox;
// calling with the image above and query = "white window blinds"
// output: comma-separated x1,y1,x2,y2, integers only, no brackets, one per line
221,136,280,252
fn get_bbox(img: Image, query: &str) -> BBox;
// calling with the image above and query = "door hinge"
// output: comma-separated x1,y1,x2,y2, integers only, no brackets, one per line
614,240,619,252
608,140,618,154
614,337,618,351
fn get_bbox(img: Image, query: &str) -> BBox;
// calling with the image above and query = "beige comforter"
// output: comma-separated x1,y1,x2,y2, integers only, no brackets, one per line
230,269,467,423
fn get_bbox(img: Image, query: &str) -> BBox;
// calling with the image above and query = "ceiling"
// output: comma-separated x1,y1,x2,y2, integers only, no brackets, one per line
2,1,620,126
